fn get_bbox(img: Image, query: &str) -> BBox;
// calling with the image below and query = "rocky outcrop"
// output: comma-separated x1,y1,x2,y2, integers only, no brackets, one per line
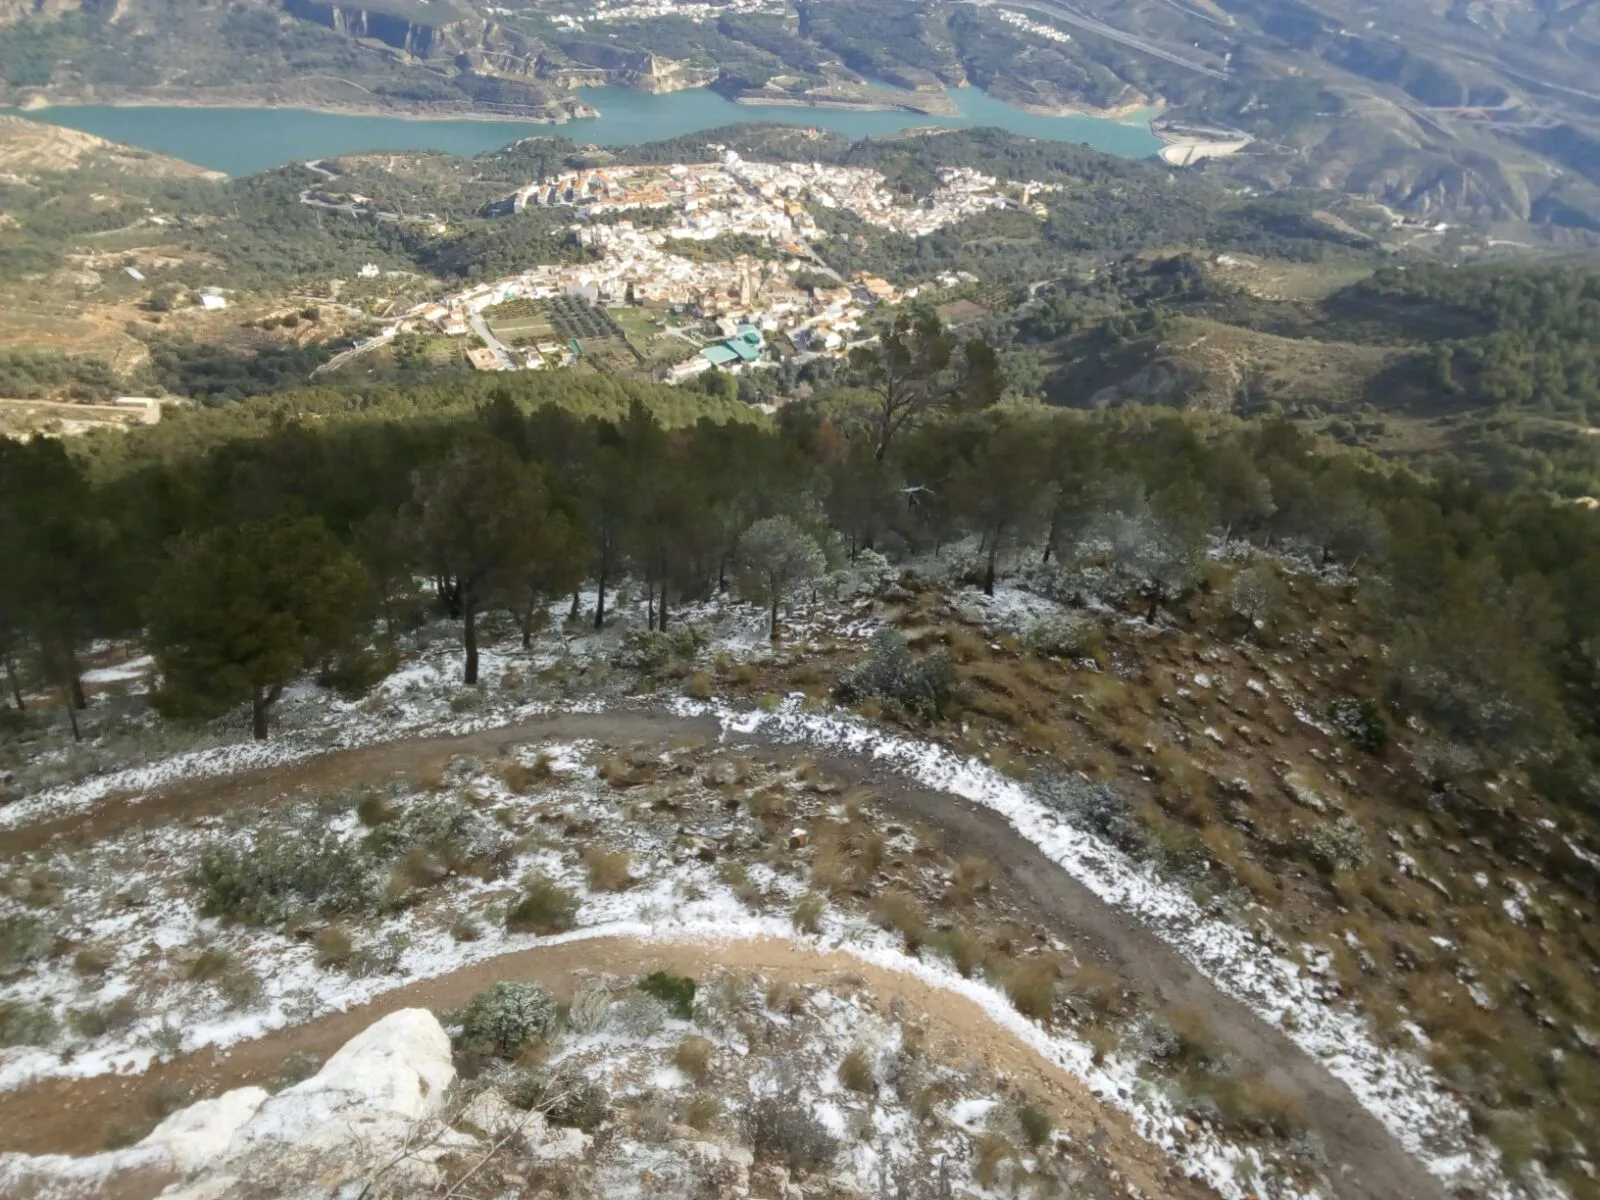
281,0,471,57
0,1009,457,1199
552,41,719,93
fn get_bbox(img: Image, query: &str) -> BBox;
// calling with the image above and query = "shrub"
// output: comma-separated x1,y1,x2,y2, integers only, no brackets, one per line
218,968,264,1009
615,628,698,670
833,630,957,722
0,1000,56,1047
584,848,633,892
267,1051,322,1093
356,791,394,827
1328,696,1389,755
192,830,376,926
1017,1101,1052,1150
1295,817,1370,874
366,798,515,882
0,913,51,973
745,1093,839,1175
683,672,714,701
792,892,825,935
451,916,482,942
838,1045,876,1095
514,1070,611,1130
346,930,410,977
1019,615,1096,659
67,995,138,1039
458,981,558,1059
674,1035,715,1084
505,875,580,935
1033,770,1148,856
566,985,611,1035
318,644,398,701
639,971,696,1021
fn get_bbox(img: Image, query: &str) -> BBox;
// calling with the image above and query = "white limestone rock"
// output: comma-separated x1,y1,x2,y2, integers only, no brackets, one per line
141,1087,269,1172
229,1008,454,1155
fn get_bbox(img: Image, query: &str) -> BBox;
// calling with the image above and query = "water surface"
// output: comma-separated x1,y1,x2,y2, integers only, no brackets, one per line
14,86,1162,176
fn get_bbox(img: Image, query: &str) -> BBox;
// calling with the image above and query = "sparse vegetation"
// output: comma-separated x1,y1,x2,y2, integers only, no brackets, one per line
745,1092,839,1175
673,1035,715,1084
834,629,957,722
458,981,558,1060
505,874,580,935
638,971,696,1021
838,1045,877,1095
584,847,633,892
0,1000,57,1047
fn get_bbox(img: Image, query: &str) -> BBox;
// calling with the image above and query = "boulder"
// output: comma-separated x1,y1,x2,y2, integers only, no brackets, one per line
141,1087,269,1172
230,1008,454,1155
457,1087,521,1139
529,1125,589,1162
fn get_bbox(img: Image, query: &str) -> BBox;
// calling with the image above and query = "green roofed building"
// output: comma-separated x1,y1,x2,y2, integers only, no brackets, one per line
700,324,764,369
730,325,763,362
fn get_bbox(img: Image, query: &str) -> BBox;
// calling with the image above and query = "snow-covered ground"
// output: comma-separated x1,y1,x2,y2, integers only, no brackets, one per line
0,574,1556,1200
679,695,1550,1200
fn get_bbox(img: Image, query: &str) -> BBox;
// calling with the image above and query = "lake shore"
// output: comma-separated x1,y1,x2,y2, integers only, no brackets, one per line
7,84,1166,176
15,92,596,126
734,92,959,118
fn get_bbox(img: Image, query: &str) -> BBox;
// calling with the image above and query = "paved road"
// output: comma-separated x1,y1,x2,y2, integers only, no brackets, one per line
469,311,518,369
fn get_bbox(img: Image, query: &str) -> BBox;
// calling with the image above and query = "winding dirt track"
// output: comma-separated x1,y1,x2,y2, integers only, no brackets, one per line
0,710,1450,1200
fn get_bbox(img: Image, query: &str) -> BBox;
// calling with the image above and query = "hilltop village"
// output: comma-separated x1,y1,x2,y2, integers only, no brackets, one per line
368,154,1051,380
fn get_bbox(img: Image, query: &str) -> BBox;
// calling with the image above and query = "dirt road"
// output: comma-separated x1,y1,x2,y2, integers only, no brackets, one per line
2,709,1451,1200
0,936,1210,1200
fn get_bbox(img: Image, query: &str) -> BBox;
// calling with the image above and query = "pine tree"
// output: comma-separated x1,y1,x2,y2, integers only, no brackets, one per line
413,434,580,683
735,516,827,641
147,516,369,739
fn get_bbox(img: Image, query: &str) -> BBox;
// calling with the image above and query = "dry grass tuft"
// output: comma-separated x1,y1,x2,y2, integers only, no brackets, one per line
792,892,825,935
871,887,928,954
312,925,353,969
600,758,652,789
684,1093,720,1131
683,672,714,701
73,944,115,977
1209,1073,1310,1138
765,979,806,1015
810,818,885,897
584,848,633,893
496,754,555,793
1063,961,1127,1019
838,1045,876,1096
944,854,995,907
674,1035,716,1084
976,1132,1016,1188
1005,958,1058,1022
932,928,986,979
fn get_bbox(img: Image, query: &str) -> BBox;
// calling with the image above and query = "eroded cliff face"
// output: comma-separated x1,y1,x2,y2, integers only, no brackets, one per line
281,0,471,57
551,40,719,92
